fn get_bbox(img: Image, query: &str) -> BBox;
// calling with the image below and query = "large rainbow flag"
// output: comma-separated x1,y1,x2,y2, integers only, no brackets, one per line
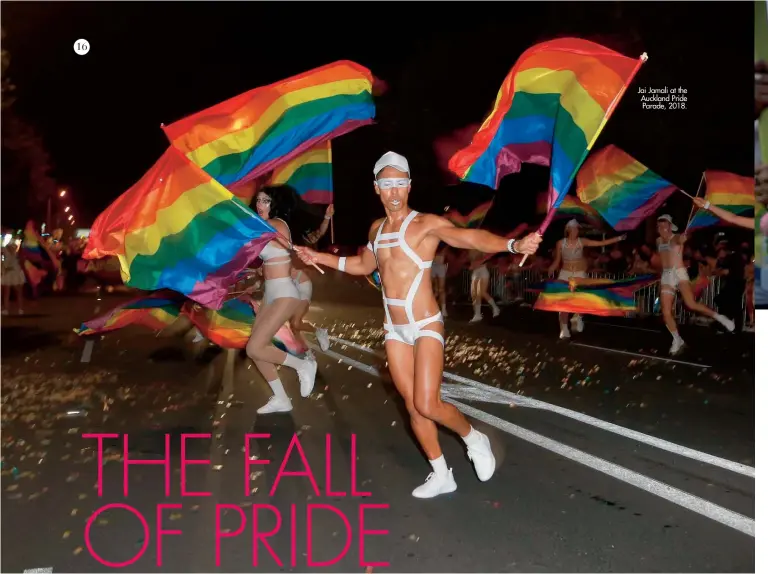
448,38,644,220
163,61,374,189
576,145,677,231
536,193,605,230
83,148,277,310
688,170,755,230
183,297,307,357
445,200,493,228
267,141,333,204
75,292,184,336
532,274,658,317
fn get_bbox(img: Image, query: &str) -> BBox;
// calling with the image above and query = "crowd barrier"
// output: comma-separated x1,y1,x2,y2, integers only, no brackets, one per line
459,268,751,327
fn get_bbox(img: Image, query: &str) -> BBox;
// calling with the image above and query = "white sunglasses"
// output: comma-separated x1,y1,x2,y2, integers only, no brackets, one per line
375,178,411,190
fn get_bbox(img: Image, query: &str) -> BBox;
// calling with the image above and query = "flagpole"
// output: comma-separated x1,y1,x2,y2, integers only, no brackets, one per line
684,172,707,232
519,52,648,267
330,214,335,244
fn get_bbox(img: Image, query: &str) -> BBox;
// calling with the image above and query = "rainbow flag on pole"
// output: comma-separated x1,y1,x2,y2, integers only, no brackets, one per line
576,145,677,231
163,61,374,189
448,38,644,216
688,170,755,230
75,292,184,336
83,148,277,310
445,200,493,228
532,275,657,317
267,141,333,204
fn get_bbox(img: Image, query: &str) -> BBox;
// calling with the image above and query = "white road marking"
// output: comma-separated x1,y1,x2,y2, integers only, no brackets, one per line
447,399,755,538
312,343,754,537
80,339,94,363
325,336,754,479
583,321,662,333
570,342,712,369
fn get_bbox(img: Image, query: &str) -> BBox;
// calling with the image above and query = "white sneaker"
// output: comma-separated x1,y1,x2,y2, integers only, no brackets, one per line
191,329,205,343
297,358,317,397
315,328,330,352
670,338,685,355
469,314,483,323
718,316,735,333
467,431,496,482
491,305,501,318
411,470,457,499
571,315,584,333
560,327,571,339
257,395,293,414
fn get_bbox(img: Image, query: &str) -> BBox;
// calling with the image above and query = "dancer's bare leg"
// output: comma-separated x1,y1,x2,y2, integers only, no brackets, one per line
661,291,684,354
478,277,499,317
558,312,570,338
14,285,23,314
2,286,10,314
435,276,447,316
246,297,317,412
469,278,482,322
678,280,734,332
290,300,315,333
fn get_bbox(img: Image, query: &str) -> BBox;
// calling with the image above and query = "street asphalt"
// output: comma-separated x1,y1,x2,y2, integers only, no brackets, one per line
1,274,755,572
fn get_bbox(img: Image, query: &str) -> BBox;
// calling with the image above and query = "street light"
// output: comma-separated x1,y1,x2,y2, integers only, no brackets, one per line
64,206,70,213
59,190,67,198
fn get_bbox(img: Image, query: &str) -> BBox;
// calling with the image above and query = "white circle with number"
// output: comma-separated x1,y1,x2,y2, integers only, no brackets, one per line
74,39,90,55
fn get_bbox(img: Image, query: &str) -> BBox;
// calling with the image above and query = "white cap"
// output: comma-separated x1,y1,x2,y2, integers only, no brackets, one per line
374,151,410,176
657,214,678,232
565,219,580,228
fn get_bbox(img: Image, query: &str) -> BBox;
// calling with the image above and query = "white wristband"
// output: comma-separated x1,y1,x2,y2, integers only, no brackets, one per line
507,239,518,254
338,257,347,272
703,200,711,210
324,215,331,220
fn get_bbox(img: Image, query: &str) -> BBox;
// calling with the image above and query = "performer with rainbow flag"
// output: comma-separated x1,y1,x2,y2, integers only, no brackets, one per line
548,219,626,339
655,214,735,355
296,151,542,499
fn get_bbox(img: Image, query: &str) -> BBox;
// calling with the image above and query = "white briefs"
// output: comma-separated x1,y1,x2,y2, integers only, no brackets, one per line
558,270,587,281
661,268,690,292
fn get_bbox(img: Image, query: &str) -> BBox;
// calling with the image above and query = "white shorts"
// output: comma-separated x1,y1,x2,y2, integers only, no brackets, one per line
558,270,587,281
471,266,490,281
661,268,690,292
432,263,447,279
296,278,312,301
263,277,300,306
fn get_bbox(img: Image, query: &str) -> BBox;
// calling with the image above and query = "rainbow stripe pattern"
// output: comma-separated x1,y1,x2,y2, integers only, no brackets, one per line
688,170,755,230
163,61,374,189
183,297,307,357
537,193,605,229
83,148,277,310
576,145,677,231
533,274,657,317
267,141,333,204
449,38,643,204
445,200,493,228
76,292,184,336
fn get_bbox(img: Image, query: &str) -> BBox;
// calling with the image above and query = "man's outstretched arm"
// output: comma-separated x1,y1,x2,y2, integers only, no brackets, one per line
427,215,541,255
295,219,380,276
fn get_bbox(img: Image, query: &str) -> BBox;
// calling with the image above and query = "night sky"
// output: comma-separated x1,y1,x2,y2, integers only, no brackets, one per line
1,2,754,246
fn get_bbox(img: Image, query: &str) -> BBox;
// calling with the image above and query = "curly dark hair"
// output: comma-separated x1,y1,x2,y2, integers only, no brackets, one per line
252,185,325,246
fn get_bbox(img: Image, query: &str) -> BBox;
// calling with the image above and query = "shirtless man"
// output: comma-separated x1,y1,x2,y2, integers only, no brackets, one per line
296,152,542,498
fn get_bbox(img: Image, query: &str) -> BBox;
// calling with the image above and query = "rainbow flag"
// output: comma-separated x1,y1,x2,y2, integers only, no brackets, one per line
536,193,605,229
76,292,184,336
449,38,643,211
183,297,307,357
576,145,677,231
83,148,277,310
533,274,657,317
445,200,493,228
163,61,374,189
267,141,333,204
688,170,755,230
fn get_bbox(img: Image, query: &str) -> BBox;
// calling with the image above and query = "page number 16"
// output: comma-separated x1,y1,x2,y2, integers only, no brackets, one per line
74,40,90,56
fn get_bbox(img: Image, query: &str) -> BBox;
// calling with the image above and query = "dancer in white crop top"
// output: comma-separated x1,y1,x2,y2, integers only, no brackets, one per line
296,151,543,500
246,188,318,415
548,219,626,339
655,214,734,355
